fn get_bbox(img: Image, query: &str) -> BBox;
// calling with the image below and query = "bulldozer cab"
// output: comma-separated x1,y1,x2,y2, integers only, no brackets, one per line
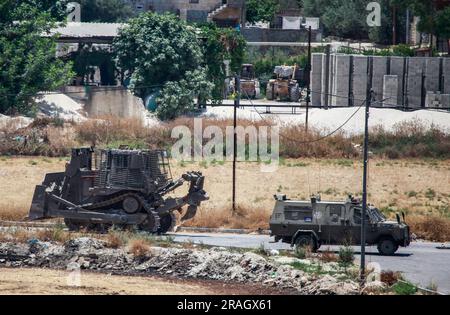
241,64,255,80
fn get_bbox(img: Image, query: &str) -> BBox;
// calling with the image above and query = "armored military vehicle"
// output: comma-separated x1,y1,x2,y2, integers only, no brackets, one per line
29,148,208,234
269,194,410,255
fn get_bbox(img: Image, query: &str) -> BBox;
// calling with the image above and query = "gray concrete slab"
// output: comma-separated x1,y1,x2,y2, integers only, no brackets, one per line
389,56,406,106
383,75,398,107
425,57,441,92
406,57,425,108
311,53,323,106
352,55,368,105
332,54,351,106
372,56,388,103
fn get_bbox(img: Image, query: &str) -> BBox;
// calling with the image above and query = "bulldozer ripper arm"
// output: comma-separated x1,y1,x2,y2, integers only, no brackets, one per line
156,172,208,221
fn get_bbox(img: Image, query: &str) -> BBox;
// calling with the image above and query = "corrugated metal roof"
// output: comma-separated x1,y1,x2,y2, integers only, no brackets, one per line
50,22,126,38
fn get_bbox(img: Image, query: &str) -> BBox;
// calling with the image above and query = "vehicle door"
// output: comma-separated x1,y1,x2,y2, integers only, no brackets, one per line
348,206,370,245
322,204,346,244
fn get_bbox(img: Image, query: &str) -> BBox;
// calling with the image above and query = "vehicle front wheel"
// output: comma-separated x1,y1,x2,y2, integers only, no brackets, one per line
294,234,318,253
377,237,399,255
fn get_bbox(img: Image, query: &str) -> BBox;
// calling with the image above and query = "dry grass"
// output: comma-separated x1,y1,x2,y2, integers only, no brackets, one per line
128,239,151,258
380,270,402,286
106,230,125,249
0,226,72,244
407,216,450,242
318,248,338,263
0,157,449,241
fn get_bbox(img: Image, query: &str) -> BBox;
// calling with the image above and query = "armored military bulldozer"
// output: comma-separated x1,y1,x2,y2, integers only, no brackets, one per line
230,64,261,99
29,148,208,234
270,194,411,255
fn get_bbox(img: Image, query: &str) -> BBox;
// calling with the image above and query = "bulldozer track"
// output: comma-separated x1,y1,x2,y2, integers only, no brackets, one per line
82,192,139,210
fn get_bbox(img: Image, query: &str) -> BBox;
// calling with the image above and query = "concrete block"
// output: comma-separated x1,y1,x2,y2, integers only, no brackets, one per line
441,94,450,107
406,57,425,108
383,75,398,107
372,56,388,103
443,58,450,94
332,54,351,106
389,56,406,106
321,54,327,106
311,53,323,106
425,57,441,92
352,55,368,106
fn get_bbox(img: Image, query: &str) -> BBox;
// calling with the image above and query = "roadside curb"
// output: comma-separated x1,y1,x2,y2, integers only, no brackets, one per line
177,226,271,235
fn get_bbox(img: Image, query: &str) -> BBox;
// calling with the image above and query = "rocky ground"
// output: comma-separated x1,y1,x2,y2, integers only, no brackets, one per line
0,237,367,295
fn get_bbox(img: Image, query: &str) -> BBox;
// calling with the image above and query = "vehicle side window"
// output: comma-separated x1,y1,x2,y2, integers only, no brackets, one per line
327,205,344,223
353,207,369,224
284,206,313,222
353,208,362,224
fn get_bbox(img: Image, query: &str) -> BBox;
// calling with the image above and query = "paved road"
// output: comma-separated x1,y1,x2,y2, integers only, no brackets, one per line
170,232,450,294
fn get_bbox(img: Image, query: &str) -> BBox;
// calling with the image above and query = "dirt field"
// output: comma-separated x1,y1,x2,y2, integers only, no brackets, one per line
0,267,282,295
0,156,449,233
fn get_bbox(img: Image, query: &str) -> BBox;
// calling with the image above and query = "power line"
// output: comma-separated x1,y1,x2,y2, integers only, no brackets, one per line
242,88,368,145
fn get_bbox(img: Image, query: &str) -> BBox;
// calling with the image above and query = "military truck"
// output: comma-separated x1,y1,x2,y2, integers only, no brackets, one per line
269,195,410,255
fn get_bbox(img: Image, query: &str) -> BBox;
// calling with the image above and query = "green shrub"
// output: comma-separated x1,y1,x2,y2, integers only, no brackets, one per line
392,281,417,295
338,245,354,265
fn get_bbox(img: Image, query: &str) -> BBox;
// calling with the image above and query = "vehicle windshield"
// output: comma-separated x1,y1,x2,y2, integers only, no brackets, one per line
368,207,386,223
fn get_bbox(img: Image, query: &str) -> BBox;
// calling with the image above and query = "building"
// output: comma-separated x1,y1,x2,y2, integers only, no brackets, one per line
124,0,244,26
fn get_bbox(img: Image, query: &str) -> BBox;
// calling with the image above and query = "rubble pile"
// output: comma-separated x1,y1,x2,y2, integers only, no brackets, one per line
0,237,359,295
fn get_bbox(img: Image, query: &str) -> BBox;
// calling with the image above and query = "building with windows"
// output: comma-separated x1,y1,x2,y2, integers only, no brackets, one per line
123,0,244,26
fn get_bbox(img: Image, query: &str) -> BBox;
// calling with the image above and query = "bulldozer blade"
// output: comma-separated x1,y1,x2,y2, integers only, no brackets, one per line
29,185,47,220
181,205,197,221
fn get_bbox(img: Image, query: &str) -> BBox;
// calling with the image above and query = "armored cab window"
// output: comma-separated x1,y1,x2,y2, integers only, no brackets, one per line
327,205,344,223
284,205,313,221
353,208,369,224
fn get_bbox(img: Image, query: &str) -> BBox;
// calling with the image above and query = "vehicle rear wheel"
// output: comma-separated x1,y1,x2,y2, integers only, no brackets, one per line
289,84,300,102
294,234,318,253
377,237,398,255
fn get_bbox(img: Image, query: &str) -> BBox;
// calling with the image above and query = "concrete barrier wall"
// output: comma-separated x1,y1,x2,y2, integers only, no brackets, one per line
83,87,145,119
310,55,450,108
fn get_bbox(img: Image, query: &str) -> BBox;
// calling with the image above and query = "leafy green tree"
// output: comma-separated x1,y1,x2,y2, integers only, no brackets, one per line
246,0,280,24
113,13,212,120
200,24,246,103
303,0,407,44
0,0,74,114
78,0,134,23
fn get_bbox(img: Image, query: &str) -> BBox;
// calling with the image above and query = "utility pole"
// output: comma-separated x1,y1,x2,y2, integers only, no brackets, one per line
306,26,312,132
361,57,373,285
232,75,240,213
406,9,410,45
392,5,397,45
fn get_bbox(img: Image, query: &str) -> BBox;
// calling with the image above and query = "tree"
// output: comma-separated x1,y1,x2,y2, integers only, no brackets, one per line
303,0,407,44
200,24,246,103
246,0,280,24
0,0,74,114
113,13,212,120
78,0,134,23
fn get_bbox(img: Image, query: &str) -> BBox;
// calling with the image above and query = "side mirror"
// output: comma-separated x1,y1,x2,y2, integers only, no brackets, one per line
396,213,401,224
401,211,406,223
